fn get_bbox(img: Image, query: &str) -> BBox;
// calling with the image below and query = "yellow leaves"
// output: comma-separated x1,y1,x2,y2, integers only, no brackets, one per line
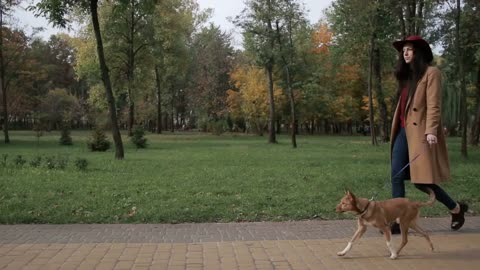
336,64,361,84
227,65,285,122
332,95,355,121
362,95,377,112
312,23,333,54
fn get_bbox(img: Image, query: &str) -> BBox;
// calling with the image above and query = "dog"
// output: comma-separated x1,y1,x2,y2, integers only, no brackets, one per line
335,189,435,259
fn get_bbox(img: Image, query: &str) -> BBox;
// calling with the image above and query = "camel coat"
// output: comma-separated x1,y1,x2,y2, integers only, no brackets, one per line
390,66,451,184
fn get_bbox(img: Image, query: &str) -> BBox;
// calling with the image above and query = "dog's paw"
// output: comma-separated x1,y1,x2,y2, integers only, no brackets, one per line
389,253,398,260
337,251,346,256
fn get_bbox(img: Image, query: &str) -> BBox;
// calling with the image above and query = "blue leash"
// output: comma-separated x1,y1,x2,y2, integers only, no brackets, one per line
370,147,428,201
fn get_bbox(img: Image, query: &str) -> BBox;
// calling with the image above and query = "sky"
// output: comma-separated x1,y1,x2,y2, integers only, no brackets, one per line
13,0,334,47
198,0,334,47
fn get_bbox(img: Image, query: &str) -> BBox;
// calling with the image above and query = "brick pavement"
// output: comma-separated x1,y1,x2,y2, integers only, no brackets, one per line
0,216,479,270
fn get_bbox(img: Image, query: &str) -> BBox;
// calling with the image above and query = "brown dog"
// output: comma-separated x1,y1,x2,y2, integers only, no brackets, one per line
335,189,435,259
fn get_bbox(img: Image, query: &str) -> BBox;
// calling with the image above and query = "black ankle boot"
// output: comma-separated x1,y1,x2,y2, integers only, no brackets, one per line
451,203,468,231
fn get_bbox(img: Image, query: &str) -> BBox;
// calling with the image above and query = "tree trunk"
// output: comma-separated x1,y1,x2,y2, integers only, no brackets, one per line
456,0,468,159
368,34,378,146
90,0,124,159
274,18,296,148
374,47,389,142
155,65,162,134
470,64,480,146
416,0,424,35
128,102,134,135
170,96,174,133
405,0,413,35
266,65,277,143
0,8,9,143
397,2,406,38
265,0,276,144
285,66,297,148
127,0,135,137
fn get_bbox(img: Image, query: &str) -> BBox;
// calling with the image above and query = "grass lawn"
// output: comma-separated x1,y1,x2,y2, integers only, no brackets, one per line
0,130,478,224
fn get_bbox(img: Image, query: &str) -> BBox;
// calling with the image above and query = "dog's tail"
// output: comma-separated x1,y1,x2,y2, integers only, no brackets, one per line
417,187,436,207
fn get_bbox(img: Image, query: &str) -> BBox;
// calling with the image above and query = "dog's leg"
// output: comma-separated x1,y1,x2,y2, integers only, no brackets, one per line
337,220,367,256
395,221,410,257
410,222,434,251
381,227,397,259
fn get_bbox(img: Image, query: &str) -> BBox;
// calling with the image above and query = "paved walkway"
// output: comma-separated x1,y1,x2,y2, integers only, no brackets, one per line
1,216,479,270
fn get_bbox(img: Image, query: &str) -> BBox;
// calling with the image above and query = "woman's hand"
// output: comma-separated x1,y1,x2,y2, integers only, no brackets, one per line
426,134,437,145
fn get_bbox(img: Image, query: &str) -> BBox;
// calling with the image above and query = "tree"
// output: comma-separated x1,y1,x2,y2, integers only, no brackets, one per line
189,24,234,125
394,0,426,38
1,0,22,143
227,64,285,135
102,0,154,136
38,88,81,130
149,0,203,133
327,0,385,143
460,0,480,146
235,0,281,143
273,0,308,147
439,0,469,158
455,0,467,159
33,0,124,159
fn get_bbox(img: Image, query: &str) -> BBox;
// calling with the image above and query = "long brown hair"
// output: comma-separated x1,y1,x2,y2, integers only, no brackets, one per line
393,44,431,110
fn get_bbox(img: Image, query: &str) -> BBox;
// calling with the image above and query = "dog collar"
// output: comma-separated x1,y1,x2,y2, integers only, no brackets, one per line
357,201,371,217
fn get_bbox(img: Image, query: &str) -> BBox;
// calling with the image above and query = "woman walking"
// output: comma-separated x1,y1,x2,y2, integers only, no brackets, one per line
389,35,468,234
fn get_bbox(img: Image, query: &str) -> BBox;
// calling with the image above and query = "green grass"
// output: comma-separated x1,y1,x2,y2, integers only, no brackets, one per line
0,130,478,224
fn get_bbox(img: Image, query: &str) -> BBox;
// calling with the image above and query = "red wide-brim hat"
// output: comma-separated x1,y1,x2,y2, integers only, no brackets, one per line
393,35,433,63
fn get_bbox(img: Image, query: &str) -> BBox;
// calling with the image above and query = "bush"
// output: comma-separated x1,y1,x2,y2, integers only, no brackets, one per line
0,154,8,167
14,155,27,167
207,120,225,135
43,155,68,170
29,155,43,168
87,128,110,152
75,158,88,171
56,155,69,169
59,128,73,145
131,125,147,149
45,156,56,169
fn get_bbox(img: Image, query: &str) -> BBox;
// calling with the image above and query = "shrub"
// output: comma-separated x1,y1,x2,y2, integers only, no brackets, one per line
59,128,73,145
131,125,147,149
29,155,43,168
75,158,88,171
0,154,7,167
87,128,110,152
14,155,27,167
56,155,69,170
208,120,225,135
45,156,56,169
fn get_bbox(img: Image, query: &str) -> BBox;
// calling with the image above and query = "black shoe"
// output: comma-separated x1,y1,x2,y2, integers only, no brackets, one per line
391,222,401,235
451,203,468,231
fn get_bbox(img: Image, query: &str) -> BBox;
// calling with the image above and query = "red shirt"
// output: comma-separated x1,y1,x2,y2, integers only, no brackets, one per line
399,87,408,128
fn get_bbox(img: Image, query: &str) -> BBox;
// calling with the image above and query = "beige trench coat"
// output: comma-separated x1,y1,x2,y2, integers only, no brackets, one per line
390,66,451,184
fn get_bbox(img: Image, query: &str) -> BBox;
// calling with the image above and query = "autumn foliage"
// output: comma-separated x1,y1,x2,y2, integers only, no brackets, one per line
227,65,285,135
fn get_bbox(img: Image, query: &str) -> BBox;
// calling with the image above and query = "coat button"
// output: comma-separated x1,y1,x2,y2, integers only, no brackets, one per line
413,108,417,112
413,122,417,126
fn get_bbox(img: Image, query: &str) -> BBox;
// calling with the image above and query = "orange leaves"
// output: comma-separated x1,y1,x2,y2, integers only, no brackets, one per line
311,23,333,54
336,64,362,83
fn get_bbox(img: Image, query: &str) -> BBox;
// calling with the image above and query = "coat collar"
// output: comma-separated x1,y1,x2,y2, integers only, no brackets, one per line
404,67,431,115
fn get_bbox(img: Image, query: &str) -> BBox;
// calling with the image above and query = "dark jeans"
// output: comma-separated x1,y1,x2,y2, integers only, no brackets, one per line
391,127,457,210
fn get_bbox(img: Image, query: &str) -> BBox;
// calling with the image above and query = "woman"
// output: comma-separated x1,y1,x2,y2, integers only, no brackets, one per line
389,35,468,234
